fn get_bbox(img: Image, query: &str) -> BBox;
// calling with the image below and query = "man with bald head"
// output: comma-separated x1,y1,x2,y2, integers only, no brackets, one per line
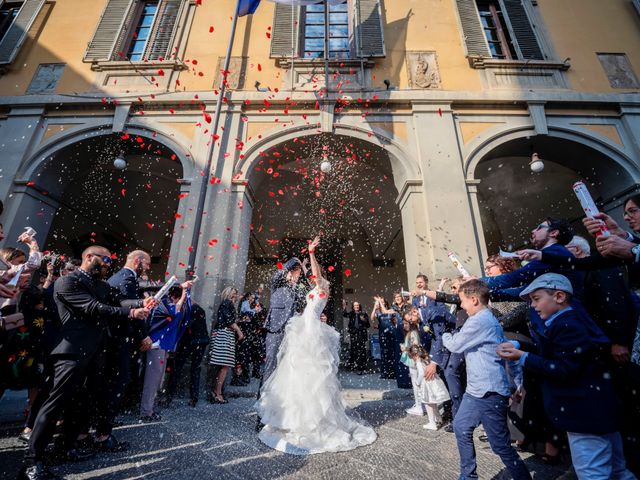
19,246,150,480
90,250,156,451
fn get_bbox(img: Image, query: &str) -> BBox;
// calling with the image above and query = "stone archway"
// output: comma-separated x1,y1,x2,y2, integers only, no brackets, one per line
216,125,426,330
466,128,640,257
7,128,192,277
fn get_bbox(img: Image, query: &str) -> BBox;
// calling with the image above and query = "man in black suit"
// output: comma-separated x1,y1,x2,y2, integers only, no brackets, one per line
82,250,156,452
18,246,150,480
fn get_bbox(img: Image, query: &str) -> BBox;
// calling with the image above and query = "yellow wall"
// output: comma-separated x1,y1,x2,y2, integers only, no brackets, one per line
538,0,640,92
1,0,639,96
0,0,104,95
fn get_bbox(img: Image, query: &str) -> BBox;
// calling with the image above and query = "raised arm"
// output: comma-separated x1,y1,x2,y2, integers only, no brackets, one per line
308,236,324,283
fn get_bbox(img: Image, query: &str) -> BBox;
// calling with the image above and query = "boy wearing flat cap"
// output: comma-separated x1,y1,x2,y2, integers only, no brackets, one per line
498,273,634,480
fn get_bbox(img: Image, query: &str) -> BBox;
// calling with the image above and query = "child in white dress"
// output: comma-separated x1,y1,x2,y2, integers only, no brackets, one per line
408,345,450,430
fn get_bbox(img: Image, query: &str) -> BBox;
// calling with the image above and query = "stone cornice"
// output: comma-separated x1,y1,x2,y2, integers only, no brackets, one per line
1,90,639,110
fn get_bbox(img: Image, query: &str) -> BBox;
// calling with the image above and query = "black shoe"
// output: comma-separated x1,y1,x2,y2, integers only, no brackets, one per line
94,435,129,453
188,399,197,408
139,412,162,423
17,463,61,480
49,446,95,464
255,421,265,433
444,424,454,433
18,431,31,444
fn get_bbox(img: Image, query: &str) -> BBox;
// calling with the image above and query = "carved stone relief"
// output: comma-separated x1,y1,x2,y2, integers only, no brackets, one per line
597,53,639,89
215,56,247,90
406,51,441,89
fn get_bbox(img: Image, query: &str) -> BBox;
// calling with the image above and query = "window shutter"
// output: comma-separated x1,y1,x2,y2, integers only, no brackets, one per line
84,0,136,62
356,0,385,58
146,0,184,61
0,0,45,65
270,3,300,58
502,0,544,60
454,0,490,57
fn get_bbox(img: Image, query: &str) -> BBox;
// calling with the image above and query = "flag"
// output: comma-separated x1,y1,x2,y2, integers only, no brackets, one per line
270,0,346,5
238,0,261,16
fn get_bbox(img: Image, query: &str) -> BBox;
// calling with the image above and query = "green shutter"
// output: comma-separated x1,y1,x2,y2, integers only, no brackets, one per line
270,3,300,58
455,0,490,57
356,0,385,58
0,0,45,65
502,0,544,60
146,0,184,60
84,0,136,62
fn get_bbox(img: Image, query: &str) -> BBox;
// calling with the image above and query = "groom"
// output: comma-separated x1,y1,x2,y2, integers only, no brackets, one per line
256,257,308,429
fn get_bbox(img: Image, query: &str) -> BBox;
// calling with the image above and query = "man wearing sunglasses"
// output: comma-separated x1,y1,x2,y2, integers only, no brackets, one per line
19,246,151,480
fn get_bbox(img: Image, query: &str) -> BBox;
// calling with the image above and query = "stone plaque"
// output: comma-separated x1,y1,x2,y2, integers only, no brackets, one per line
27,63,65,94
214,56,247,90
597,53,639,89
406,51,441,89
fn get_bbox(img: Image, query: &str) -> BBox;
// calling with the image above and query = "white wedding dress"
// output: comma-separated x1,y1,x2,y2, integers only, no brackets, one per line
255,279,377,455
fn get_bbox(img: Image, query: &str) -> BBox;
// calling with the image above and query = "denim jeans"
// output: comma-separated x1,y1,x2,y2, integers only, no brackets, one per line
453,392,531,480
567,431,636,480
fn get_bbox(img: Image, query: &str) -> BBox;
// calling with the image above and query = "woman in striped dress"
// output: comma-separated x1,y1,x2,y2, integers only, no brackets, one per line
208,287,244,404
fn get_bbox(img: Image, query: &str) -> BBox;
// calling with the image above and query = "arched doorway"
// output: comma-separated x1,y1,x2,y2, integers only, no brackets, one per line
243,131,410,329
11,130,187,278
470,131,639,255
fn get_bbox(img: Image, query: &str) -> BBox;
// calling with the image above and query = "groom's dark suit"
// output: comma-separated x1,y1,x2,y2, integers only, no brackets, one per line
260,259,307,386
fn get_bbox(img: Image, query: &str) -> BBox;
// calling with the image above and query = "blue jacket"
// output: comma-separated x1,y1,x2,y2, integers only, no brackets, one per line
147,291,192,351
482,243,609,347
522,308,619,434
412,295,457,367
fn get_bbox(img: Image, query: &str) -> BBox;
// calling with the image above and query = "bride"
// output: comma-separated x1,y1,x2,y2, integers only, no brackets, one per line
255,236,377,455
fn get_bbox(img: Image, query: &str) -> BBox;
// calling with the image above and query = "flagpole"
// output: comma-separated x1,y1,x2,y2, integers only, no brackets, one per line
323,0,330,97
186,0,241,277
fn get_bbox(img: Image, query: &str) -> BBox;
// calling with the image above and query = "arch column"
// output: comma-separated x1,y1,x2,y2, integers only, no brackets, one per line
0,107,46,211
3,183,59,246
411,103,484,278
396,180,429,285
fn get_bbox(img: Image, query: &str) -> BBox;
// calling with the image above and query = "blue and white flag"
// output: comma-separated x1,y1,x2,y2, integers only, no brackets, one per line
238,0,261,16
270,0,346,5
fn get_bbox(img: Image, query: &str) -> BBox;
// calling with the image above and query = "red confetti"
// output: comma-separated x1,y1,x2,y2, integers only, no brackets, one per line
231,243,239,250
175,213,182,219
203,111,212,123
276,262,283,270
266,32,271,39
327,265,335,272
145,223,154,229
344,269,352,277
209,26,214,33
257,63,262,71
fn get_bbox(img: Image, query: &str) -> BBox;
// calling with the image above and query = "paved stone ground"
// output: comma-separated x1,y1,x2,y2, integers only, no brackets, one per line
0,372,572,479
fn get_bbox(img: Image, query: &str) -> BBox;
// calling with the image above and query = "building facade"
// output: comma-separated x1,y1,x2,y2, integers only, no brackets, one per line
1,0,639,321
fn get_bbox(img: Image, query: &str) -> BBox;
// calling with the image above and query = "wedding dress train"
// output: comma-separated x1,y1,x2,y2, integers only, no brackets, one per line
255,280,377,455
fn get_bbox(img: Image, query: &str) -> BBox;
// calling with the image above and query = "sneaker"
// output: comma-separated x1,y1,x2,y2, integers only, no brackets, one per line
422,422,438,431
444,423,455,433
139,412,162,423
405,404,425,416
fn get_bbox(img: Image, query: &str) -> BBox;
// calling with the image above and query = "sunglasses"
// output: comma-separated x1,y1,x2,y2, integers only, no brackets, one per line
90,253,112,265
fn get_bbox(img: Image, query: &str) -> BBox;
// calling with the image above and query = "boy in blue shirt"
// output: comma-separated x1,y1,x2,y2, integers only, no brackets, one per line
442,279,531,480
498,273,635,479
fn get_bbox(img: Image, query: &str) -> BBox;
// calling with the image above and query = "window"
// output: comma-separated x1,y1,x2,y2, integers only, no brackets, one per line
126,1,159,61
0,1,23,43
302,1,349,59
477,1,516,59
270,0,385,61
85,0,187,63
455,0,544,61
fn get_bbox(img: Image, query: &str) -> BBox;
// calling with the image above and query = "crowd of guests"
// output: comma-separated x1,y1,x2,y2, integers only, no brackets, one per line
2,192,640,479
357,203,640,479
